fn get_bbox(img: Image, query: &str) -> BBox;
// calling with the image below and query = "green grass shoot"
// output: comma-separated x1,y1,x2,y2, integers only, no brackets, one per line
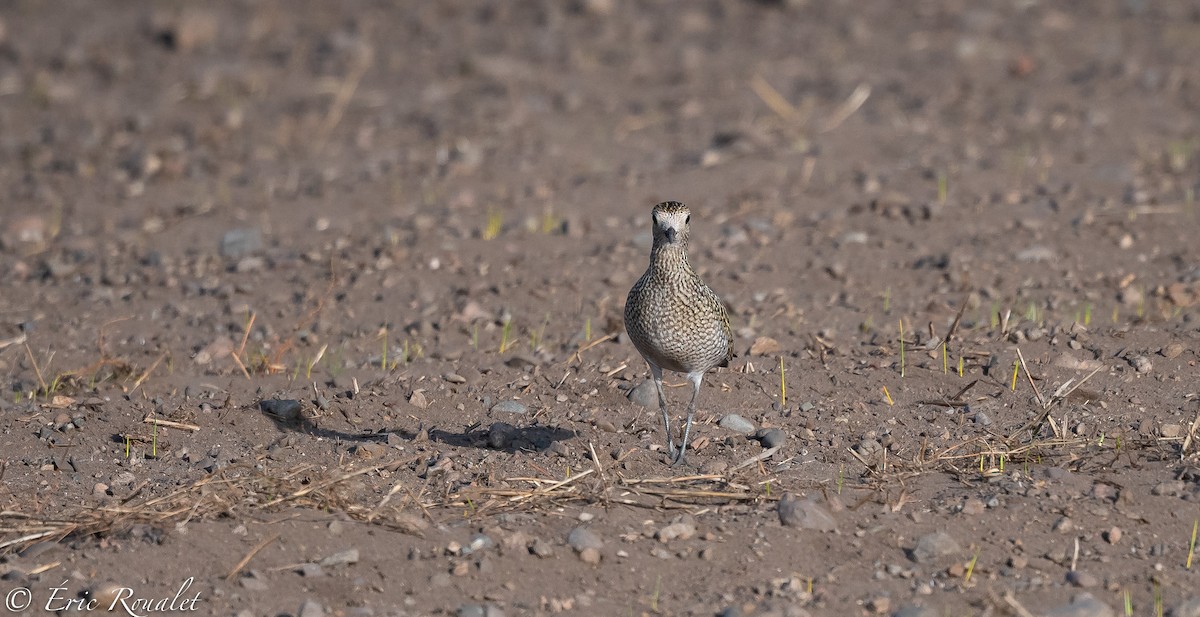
1154,580,1163,616
1124,590,1132,616
883,287,891,313
482,210,502,240
1188,518,1198,569
958,356,964,377
882,385,894,406
963,549,979,584
499,319,512,354
836,465,844,495
937,170,948,205
942,340,947,374
1112,305,1119,323
151,420,157,458
898,319,905,378
650,575,662,612
779,356,787,406
125,434,131,459
1083,303,1092,326
1010,358,1019,391
472,324,479,350
584,318,591,341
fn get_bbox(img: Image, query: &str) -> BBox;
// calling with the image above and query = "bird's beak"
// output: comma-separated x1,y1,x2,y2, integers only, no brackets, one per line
663,227,677,243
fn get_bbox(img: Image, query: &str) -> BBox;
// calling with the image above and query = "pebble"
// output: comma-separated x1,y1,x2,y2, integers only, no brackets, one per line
1160,424,1183,438
960,498,985,516
319,548,359,567
1162,343,1185,359
568,526,603,554
1130,355,1152,373
299,563,324,577
1053,517,1075,533
892,607,939,617
1042,592,1115,617
529,538,554,558
457,605,505,617
749,336,782,356
1151,480,1185,496
756,428,787,448
1066,570,1099,588
909,531,960,563
443,373,467,384
657,519,697,543
719,414,756,434
260,399,302,420
578,547,602,564
1104,527,1122,544
777,494,837,532
972,411,992,426
627,380,658,407
490,400,527,415
220,228,263,258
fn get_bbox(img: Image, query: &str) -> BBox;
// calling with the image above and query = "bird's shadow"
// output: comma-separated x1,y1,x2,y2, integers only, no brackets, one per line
255,399,575,454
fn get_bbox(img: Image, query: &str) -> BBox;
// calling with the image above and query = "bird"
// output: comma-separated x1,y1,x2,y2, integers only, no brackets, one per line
624,201,734,466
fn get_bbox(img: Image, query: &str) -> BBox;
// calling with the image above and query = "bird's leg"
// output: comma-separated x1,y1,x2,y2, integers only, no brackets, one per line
650,364,675,458
673,372,704,466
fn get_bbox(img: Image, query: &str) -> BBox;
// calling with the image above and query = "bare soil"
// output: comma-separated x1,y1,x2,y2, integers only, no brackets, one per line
1,1,1199,616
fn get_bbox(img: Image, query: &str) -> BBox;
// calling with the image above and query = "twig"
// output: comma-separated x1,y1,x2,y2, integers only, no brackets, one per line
130,351,168,394
566,332,618,364
1001,590,1038,617
820,83,870,133
0,332,27,350
225,533,280,581
731,446,781,472
23,343,48,393
142,417,201,432
262,462,392,507
1015,348,1046,408
750,74,799,121
1180,411,1200,460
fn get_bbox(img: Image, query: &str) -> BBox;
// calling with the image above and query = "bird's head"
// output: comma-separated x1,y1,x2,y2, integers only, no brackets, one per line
651,201,691,248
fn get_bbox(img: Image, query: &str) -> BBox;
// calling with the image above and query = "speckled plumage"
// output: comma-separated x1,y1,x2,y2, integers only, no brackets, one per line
624,201,733,465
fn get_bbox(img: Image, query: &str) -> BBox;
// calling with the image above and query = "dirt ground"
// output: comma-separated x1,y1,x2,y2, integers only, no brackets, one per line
1,1,1199,616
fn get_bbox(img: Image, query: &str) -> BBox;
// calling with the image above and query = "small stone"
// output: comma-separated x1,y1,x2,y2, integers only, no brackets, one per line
758,427,787,446
1162,343,1185,359
777,493,837,532
864,595,890,614
1152,481,1185,496
960,498,985,516
1008,555,1028,569
93,483,110,497
567,527,603,553
1053,517,1075,533
319,548,359,567
749,336,782,356
260,399,302,420
1130,355,1152,373
656,521,697,543
578,547,602,564
1104,527,1122,544
973,411,992,426
1042,592,1115,617
1066,570,1100,588
443,373,467,384
892,607,939,617
194,337,235,364
1016,245,1055,262
909,531,960,563
220,228,263,258
627,380,657,407
490,400,527,414
719,414,755,434
1161,424,1183,439
299,563,324,577
529,539,553,558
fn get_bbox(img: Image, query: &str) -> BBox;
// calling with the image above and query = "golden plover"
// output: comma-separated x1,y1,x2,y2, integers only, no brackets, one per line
624,201,734,465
